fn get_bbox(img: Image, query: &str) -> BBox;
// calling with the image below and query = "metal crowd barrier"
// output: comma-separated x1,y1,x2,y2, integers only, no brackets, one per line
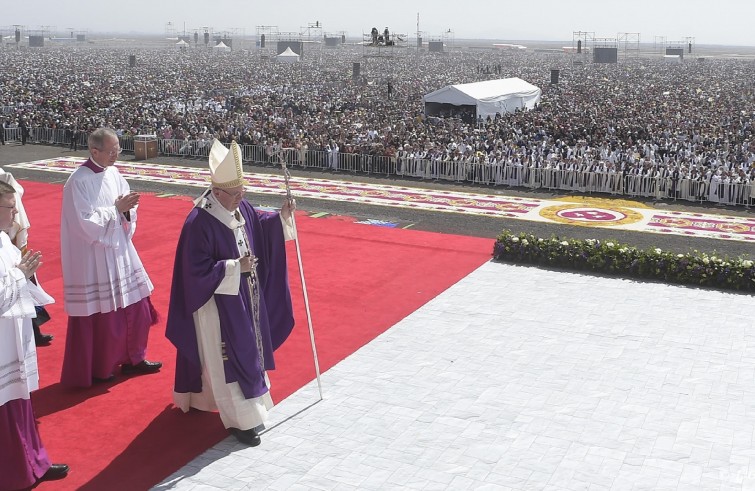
3,127,88,149
2,127,752,207
118,136,133,153
3,127,21,142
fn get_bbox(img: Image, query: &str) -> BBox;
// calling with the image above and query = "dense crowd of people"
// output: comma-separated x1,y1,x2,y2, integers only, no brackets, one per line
1,42,754,203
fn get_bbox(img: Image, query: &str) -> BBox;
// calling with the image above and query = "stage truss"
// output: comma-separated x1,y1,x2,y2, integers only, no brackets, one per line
361,27,409,59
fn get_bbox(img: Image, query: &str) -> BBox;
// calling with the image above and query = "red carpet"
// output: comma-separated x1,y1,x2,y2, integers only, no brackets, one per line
17,179,493,490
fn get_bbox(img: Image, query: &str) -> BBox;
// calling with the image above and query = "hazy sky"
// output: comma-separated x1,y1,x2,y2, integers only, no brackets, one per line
4,0,754,46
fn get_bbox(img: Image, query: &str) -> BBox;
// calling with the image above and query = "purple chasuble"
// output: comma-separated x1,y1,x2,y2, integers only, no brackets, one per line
166,199,294,400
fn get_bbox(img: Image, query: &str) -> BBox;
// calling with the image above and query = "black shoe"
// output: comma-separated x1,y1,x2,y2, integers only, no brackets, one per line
229,427,261,447
121,360,162,375
34,333,53,347
39,463,69,482
92,374,115,384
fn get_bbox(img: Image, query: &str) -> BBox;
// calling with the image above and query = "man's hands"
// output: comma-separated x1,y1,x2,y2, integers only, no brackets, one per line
281,198,296,220
239,254,259,274
17,250,42,279
115,192,140,214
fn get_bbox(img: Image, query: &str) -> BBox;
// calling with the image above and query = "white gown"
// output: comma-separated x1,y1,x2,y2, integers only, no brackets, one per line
173,192,295,431
60,162,153,316
0,232,54,406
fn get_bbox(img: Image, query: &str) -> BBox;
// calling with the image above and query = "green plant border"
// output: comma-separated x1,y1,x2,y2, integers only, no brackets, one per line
493,230,755,293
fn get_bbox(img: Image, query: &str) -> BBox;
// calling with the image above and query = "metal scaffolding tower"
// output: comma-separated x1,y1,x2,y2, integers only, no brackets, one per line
617,32,640,61
256,25,279,58
572,31,594,63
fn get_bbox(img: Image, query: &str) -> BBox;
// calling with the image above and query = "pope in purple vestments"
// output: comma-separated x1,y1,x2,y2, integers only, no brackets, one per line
166,139,295,446
167,199,295,394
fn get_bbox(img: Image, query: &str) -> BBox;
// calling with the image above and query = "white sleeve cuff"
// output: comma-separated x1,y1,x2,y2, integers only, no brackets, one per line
280,214,297,241
215,259,241,295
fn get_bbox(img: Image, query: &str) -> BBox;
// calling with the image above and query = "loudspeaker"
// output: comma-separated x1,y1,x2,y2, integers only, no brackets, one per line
203,32,209,45
28,35,44,48
577,40,582,54
15,29,20,43
428,41,444,53
260,34,265,48
550,69,560,84
352,62,360,79
665,47,684,59
129,55,136,67
593,47,618,64
688,42,692,54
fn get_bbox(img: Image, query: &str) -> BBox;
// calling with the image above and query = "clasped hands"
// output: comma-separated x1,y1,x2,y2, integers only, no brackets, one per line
17,250,42,279
115,192,140,213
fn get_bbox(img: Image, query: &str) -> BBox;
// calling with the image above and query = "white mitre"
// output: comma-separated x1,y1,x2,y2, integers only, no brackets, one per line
209,139,246,188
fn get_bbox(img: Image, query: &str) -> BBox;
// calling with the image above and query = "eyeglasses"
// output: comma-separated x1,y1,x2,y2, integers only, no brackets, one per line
96,146,122,156
217,187,245,199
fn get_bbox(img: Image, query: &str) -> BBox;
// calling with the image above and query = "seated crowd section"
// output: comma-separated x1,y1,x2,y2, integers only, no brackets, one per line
1,42,754,205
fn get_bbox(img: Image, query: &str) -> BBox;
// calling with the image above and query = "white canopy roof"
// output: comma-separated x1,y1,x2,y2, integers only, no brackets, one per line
213,41,230,50
176,39,189,46
424,78,541,119
276,46,300,62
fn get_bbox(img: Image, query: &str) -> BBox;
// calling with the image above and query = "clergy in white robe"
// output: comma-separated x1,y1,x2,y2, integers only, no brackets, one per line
59,128,161,388
0,180,68,490
0,169,55,347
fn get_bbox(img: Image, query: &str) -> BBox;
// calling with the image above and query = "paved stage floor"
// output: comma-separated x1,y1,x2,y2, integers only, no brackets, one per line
155,261,755,490
3,144,753,489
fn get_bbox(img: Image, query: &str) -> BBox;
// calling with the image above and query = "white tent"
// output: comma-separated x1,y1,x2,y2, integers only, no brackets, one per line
424,78,541,121
175,39,189,50
276,46,300,63
213,41,231,52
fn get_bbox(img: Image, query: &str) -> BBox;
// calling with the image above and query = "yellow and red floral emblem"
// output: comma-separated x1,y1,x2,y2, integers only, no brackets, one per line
539,203,643,227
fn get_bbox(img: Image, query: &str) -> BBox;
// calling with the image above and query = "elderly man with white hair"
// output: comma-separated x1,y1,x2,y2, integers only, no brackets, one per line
59,127,162,388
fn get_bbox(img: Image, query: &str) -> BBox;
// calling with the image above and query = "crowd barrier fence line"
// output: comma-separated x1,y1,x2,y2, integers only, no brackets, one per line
2,128,752,208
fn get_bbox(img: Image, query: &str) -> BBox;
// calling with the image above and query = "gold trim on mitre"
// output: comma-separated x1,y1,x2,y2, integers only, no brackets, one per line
209,139,246,189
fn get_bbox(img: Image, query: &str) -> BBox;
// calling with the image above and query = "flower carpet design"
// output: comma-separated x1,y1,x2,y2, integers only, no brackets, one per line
9,157,755,243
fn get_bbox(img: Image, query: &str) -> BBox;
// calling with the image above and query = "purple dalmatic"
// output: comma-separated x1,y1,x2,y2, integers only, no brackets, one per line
166,199,295,400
